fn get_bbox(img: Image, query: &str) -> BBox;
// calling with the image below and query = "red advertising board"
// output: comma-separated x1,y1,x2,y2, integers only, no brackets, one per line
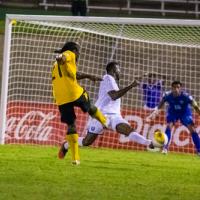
5,101,200,154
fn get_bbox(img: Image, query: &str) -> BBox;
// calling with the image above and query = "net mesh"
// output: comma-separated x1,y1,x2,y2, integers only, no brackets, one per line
3,17,200,154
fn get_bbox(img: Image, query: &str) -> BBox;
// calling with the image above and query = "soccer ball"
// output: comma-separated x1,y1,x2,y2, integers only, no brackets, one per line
152,130,168,148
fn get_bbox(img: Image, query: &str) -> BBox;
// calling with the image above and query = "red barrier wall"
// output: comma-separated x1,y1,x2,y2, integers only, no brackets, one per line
5,101,200,154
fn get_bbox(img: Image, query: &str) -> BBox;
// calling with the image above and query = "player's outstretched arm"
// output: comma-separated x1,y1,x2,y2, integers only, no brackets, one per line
192,100,200,115
76,72,102,81
108,80,139,100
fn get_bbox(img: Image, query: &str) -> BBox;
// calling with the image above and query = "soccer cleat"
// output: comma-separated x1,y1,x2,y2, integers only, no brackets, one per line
197,152,200,157
161,148,168,154
72,160,80,165
147,141,160,152
58,142,68,159
148,141,155,149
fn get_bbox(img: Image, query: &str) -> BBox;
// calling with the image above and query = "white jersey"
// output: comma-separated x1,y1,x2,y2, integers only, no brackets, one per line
95,74,121,114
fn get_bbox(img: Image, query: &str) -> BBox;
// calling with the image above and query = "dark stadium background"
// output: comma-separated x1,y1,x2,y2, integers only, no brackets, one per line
0,0,199,97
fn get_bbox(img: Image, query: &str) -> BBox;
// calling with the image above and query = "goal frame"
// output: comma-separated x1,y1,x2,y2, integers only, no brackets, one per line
1,14,200,145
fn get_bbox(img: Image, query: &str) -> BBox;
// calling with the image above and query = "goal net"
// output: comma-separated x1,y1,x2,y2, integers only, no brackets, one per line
1,15,200,154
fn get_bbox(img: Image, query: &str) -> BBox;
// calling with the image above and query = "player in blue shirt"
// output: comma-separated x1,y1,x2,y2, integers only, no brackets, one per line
142,73,165,109
146,81,200,155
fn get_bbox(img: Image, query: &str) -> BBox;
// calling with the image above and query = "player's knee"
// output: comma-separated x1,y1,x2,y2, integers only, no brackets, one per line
82,139,90,146
82,134,97,146
116,123,132,135
126,127,134,135
88,105,97,116
82,138,92,146
67,124,77,134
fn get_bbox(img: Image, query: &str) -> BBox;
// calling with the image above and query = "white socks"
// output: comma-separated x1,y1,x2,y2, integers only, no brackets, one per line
128,132,151,146
119,132,151,146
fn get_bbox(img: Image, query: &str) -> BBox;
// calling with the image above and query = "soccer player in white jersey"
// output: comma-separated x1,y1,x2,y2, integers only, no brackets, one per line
59,61,154,156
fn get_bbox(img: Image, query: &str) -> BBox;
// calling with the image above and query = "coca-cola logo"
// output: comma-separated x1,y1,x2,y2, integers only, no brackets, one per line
6,111,56,141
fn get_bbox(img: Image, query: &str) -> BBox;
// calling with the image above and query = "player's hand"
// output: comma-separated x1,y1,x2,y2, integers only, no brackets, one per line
145,107,159,122
56,54,65,64
131,79,140,87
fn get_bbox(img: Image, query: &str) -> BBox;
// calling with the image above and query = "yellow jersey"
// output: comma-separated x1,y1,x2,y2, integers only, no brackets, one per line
52,50,84,105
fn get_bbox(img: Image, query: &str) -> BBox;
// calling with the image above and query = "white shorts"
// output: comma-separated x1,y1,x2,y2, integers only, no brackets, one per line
87,113,129,134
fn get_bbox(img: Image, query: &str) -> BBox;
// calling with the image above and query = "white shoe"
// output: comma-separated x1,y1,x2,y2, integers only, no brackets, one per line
72,160,80,165
147,146,160,152
161,148,168,154
119,134,130,143
145,141,159,152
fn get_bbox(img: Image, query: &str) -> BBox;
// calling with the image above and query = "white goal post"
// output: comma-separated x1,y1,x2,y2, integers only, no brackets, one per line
1,14,200,154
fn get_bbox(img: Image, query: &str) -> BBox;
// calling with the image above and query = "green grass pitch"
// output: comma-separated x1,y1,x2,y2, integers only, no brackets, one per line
0,145,200,200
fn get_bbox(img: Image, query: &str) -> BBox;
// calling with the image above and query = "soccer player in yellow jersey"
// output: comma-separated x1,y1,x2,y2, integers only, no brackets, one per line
52,42,108,165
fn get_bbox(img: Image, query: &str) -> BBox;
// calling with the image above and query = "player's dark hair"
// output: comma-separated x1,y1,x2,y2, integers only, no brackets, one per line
171,81,182,87
54,42,79,53
106,61,119,73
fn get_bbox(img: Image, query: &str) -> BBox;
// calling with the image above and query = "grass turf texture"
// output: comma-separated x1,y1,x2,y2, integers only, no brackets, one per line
0,145,200,200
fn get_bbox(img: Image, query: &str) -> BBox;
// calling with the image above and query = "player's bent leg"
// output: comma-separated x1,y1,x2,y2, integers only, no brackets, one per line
162,123,173,154
58,103,80,162
88,106,108,128
117,123,152,146
116,123,132,136
79,118,103,147
77,92,108,128
163,125,171,149
117,123,131,143
59,133,98,160
82,133,98,146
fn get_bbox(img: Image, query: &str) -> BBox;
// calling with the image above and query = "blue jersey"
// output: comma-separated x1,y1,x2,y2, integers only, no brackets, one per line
162,91,194,125
142,80,163,109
